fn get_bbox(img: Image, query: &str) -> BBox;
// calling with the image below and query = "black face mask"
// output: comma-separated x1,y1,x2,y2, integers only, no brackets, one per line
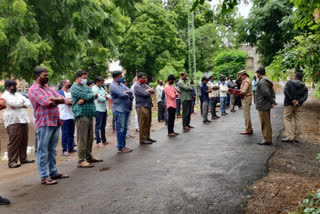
40,77,49,85
67,84,72,89
10,88,17,94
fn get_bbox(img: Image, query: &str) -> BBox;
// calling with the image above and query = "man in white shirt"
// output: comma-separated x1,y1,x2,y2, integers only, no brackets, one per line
156,80,165,122
2,80,34,168
58,79,76,156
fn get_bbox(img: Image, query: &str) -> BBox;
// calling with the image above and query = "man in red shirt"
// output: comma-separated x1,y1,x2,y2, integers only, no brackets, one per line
28,67,69,185
164,75,180,137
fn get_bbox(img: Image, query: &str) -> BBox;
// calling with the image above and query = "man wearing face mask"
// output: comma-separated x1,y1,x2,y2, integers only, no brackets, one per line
71,69,103,168
110,71,133,153
2,80,34,168
58,79,76,156
92,76,110,148
29,67,69,185
134,72,156,144
178,72,194,132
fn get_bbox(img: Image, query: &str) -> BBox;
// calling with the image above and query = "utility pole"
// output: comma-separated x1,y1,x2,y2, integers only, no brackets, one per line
187,0,196,80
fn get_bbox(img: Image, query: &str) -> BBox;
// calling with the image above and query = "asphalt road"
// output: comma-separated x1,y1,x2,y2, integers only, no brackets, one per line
0,97,284,214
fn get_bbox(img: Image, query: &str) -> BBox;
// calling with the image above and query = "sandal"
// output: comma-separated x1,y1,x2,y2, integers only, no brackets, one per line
41,178,58,185
87,158,103,163
51,173,69,180
78,161,94,168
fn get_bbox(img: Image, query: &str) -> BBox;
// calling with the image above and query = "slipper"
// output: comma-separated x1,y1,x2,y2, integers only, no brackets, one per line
51,173,69,180
87,158,103,163
41,178,58,185
78,161,94,168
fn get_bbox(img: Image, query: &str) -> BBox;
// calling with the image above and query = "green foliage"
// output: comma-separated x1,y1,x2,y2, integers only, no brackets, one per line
268,34,320,83
289,189,320,214
158,64,179,82
238,0,299,66
0,85,4,92
212,50,247,78
0,0,129,82
119,1,186,82
191,0,239,14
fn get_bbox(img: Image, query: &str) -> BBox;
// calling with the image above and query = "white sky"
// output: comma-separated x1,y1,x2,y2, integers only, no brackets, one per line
210,0,252,18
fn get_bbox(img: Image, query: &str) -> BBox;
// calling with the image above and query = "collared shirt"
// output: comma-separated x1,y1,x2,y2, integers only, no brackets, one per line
200,84,209,103
219,83,228,97
241,77,253,96
92,85,108,112
57,90,74,120
28,82,61,129
164,83,177,109
156,85,164,103
134,83,154,109
2,91,31,128
110,81,132,113
252,79,257,91
207,81,219,98
178,79,193,101
70,82,96,119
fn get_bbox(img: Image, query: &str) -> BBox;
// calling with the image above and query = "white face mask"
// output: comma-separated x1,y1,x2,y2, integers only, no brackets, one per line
81,78,87,85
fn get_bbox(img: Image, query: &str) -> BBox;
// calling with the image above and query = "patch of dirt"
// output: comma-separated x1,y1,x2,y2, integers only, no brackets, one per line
246,96,320,214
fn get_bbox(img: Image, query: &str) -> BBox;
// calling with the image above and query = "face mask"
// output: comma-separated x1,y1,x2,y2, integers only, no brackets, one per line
81,78,87,85
140,79,146,84
159,82,163,86
40,77,49,85
210,80,214,82
118,78,124,83
98,83,104,87
67,84,71,89
10,88,17,94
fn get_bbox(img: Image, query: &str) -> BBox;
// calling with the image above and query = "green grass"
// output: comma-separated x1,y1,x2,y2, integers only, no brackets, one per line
314,87,320,99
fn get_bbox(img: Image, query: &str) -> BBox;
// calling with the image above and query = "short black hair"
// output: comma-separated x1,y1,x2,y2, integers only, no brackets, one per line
167,75,176,81
209,76,213,79
256,67,266,75
190,80,194,84
220,76,226,81
4,80,17,89
75,69,87,79
295,72,303,81
180,72,186,77
137,72,146,79
34,67,48,79
201,76,207,82
95,76,104,83
87,81,94,86
112,71,122,78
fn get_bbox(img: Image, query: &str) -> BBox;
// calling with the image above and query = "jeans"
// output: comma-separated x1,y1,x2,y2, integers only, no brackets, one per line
220,97,227,113
202,101,209,121
157,101,165,121
61,119,75,152
168,107,176,134
95,111,107,144
182,100,192,127
114,111,130,150
163,103,168,122
36,126,60,181
176,99,181,116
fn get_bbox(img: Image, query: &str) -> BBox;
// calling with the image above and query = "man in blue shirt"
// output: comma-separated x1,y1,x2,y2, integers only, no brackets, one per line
109,71,133,153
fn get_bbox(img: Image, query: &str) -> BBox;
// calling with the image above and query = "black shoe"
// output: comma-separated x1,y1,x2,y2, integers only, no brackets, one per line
258,141,272,146
21,159,35,164
281,138,293,143
140,140,153,144
68,149,77,153
148,138,157,143
8,163,21,168
0,196,10,205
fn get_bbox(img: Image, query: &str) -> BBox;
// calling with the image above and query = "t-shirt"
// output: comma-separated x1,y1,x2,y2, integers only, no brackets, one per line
58,91,74,120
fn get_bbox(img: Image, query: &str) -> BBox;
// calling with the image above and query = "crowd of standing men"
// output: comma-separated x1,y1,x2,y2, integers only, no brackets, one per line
0,66,309,205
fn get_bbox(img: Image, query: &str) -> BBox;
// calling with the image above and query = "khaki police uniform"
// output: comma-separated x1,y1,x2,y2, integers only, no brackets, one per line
238,71,253,132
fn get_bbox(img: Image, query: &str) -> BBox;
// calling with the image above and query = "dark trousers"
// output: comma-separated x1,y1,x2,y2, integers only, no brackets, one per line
182,100,192,127
61,119,75,152
6,123,28,166
210,97,219,117
76,116,93,163
95,111,107,144
157,101,165,121
168,107,176,134
176,99,181,116
191,97,195,113
199,96,203,115
253,90,256,104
